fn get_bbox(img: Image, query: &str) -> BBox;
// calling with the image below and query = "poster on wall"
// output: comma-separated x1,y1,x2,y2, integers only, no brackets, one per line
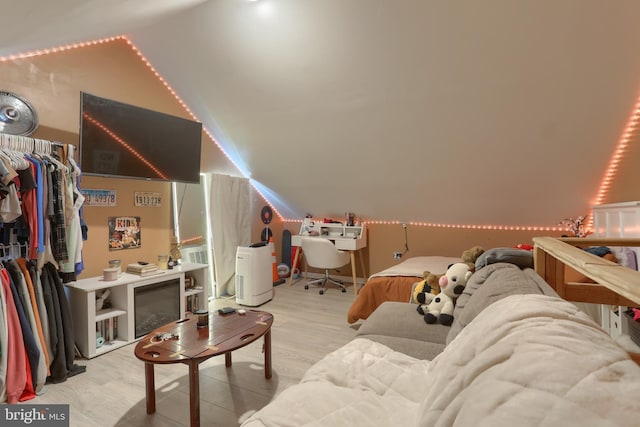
108,216,141,250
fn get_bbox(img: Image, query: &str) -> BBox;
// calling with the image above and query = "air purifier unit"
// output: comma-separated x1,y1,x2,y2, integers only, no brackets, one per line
235,243,273,306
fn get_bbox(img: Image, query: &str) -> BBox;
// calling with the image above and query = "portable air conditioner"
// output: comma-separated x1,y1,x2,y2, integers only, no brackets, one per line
235,243,273,306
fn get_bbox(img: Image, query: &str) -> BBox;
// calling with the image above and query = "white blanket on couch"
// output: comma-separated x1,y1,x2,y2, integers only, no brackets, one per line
242,294,640,426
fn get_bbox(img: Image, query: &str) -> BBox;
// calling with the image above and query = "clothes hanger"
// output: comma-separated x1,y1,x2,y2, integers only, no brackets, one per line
10,242,20,260
3,135,32,169
0,148,21,169
39,150,68,173
30,137,70,173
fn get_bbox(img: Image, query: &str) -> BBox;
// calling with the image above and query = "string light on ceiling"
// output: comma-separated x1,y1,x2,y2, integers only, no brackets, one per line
594,102,640,206
0,35,280,218
2,36,635,230
82,112,167,179
281,218,565,232
587,98,640,229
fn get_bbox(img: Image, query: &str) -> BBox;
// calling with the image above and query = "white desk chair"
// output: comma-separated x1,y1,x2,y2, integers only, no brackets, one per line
301,237,351,295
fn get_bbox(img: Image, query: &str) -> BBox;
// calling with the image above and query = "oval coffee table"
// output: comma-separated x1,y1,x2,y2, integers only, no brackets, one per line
134,310,273,427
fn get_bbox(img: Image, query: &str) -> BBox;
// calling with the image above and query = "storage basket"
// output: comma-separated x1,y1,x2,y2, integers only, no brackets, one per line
624,309,640,347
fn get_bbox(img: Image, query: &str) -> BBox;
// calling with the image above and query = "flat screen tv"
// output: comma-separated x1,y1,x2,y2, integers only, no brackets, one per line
79,92,203,184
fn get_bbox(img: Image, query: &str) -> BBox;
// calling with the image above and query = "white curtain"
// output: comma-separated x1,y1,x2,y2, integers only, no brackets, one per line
209,174,251,297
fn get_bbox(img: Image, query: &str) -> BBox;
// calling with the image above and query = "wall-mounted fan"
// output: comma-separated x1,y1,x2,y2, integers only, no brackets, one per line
0,91,39,136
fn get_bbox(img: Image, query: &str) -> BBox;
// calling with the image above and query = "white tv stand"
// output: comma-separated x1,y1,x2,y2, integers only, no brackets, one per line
65,262,209,359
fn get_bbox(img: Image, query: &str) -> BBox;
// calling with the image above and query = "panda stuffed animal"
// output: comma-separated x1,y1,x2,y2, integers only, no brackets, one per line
416,262,474,326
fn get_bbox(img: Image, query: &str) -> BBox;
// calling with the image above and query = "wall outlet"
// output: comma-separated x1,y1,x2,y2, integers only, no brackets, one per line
393,251,402,259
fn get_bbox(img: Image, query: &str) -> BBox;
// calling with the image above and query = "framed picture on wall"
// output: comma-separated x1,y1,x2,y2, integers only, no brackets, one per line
108,216,141,250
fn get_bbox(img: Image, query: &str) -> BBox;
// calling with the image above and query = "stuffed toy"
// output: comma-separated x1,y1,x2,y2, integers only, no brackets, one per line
410,271,443,304
417,262,474,326
461,246,485,268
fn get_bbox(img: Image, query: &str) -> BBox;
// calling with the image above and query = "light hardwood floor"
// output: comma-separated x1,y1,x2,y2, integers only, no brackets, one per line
27,281,360,427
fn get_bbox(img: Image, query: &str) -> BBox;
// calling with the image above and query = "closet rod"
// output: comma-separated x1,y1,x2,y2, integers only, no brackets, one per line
0,132,70,154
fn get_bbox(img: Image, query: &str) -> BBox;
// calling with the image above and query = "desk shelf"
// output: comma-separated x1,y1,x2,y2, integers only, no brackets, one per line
318,225,363,238
296,221,367,251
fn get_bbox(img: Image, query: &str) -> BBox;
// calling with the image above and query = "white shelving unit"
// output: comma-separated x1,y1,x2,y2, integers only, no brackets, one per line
65,262,208,358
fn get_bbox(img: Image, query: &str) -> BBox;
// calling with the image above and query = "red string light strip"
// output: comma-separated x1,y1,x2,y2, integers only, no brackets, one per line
281,218,566,232
82,112,167,179
2,35,626,231
0,35,280,220
587,97,640,229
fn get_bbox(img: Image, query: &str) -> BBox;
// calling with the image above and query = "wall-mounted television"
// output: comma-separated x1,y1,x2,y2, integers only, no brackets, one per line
79,92,203,184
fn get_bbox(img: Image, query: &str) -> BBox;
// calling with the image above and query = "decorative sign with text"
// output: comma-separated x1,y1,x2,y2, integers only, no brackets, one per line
134,191,162,207
2,404,69,426
82,189,116,207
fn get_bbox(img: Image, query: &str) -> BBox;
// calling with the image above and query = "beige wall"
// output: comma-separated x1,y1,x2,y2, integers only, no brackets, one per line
2,39,639,282
365,224,565,275
0,40,263,278
281,221,565,279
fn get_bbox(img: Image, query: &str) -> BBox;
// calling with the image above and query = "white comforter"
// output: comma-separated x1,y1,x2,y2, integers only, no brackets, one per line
242,294,640,426
368,256,461,279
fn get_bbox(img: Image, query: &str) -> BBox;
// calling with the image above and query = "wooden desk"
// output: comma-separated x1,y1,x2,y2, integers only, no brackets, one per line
134,310,273,427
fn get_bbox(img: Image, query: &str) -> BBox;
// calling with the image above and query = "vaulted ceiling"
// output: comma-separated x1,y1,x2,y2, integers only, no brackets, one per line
4,0,640,227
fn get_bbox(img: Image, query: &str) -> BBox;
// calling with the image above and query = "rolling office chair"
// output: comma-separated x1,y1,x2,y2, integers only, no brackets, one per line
300,237,351,295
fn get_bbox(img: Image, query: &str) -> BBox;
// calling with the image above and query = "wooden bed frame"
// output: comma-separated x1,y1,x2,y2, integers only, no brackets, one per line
533,236,640,363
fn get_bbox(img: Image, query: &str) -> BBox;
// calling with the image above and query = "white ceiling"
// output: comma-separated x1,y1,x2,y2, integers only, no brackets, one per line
3,0,640,227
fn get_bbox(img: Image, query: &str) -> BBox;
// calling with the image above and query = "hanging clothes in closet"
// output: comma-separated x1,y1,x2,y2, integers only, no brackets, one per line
57,145,85,283
0,133,85,275
0,257,84,403
0,133,86,403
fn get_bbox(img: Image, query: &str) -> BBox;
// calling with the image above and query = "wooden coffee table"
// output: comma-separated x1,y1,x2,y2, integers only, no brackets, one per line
134,310,274,427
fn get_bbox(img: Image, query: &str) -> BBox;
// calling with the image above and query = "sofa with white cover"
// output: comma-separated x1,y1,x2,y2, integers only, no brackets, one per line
242,262,640,426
